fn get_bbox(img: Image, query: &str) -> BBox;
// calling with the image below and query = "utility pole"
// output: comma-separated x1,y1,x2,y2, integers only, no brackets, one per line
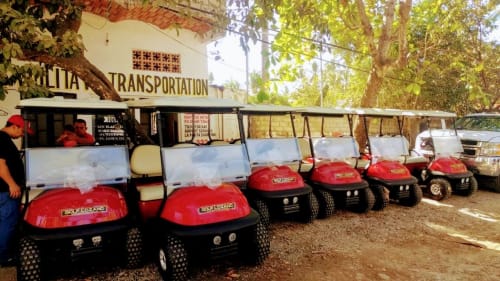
320,41,323,107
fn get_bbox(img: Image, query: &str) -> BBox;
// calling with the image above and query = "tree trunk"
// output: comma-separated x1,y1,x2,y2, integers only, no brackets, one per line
20,52,155,143
354,67,384,151
22,52,121,101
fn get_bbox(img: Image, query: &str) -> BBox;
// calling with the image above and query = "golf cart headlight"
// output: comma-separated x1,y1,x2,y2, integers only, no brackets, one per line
461,178,465,183
92,236,102,246
292,197,299,204
213,235,222,246
346,190,351,197
228,233,237,243
354,190,359,196
406,185,410,191
400,186,404,191
283,198,289,205
480,142,500,156
73,238,84,249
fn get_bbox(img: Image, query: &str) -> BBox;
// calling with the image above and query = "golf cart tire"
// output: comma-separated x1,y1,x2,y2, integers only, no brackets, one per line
251,199,271,228
157,235,188,281
427,178,452,201
241,221,270,265
354,187,375,213
315,189,335,219
371,185,389,211
298,191,319,223
125,227,144,268
17,237,41,281
400,184,423,207
456,176,478,196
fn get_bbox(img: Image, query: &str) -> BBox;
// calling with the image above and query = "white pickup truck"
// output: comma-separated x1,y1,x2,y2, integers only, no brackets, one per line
413,112,500,192
456,113,500,192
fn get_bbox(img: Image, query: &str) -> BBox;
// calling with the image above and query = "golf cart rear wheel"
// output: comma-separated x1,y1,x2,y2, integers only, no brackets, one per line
241,220,270,265
400,184,423,207
298,191,319,223
455,176,478,196
251,199,270,228
17,237,41,281
353,187,375,213
125,227,144,268
428,178,452,201
315,189,335,219
157,235,188,281
371,185,389,211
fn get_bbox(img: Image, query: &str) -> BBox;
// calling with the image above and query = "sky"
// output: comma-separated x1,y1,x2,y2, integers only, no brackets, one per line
207,33,261,87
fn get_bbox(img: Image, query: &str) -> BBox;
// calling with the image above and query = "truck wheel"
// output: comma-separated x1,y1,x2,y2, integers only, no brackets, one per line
251,199,270,228
315,189,335,218
157,235,188,281
125,227,144,268
456,176,478,196
354,187,375,213
298,191,319,223
491,176,500,193
481,175,500,192
17,237,41,281
400,184,423,207
241,221,270,265
371,185,389,211
428,178,452,201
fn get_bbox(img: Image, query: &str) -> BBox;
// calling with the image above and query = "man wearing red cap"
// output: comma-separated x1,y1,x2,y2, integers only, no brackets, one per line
0,114,32,267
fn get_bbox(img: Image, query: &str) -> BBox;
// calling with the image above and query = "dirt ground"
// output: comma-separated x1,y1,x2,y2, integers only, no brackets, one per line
2,188,500,281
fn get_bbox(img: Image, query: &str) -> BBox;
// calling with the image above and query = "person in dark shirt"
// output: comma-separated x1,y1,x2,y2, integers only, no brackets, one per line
0,114,32,266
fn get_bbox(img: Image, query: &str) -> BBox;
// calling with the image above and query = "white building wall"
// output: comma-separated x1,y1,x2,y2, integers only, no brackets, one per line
27,12,212,99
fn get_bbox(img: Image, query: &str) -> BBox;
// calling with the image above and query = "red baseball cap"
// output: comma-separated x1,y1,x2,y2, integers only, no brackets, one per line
8,114,34,135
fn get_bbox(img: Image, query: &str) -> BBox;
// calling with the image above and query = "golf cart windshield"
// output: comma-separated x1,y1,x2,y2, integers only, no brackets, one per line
246,138,301,166
431,135,464,157
162,144,250,188
312,136,360,160
25,146,130,189
369,136,410,159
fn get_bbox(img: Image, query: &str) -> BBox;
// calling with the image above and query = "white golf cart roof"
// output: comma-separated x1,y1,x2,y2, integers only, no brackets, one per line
296,106,354,116
350,107,405,117
17,97,127,110
126,96,244,109
400,109,456,118
240,104,296,114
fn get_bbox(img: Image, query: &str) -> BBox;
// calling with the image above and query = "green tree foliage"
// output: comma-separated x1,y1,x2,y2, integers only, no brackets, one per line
401,0,499,114
228,0,497,113
0,1,122,100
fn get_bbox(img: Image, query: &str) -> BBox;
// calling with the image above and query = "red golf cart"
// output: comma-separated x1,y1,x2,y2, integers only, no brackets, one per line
296,107,375,216
352,108,422,210
239,104,319,226
402,109,477,200
16,97,143,281
127,96,270,281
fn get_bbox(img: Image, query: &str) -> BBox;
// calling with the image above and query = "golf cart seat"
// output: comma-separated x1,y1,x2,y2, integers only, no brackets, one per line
400,155,428,165
21,188,46,205
297,137,313,172
173,143,197,148
130,145,164,201
209,140,230,146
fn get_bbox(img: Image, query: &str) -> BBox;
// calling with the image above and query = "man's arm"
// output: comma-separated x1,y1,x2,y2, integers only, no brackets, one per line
0,159,21,198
